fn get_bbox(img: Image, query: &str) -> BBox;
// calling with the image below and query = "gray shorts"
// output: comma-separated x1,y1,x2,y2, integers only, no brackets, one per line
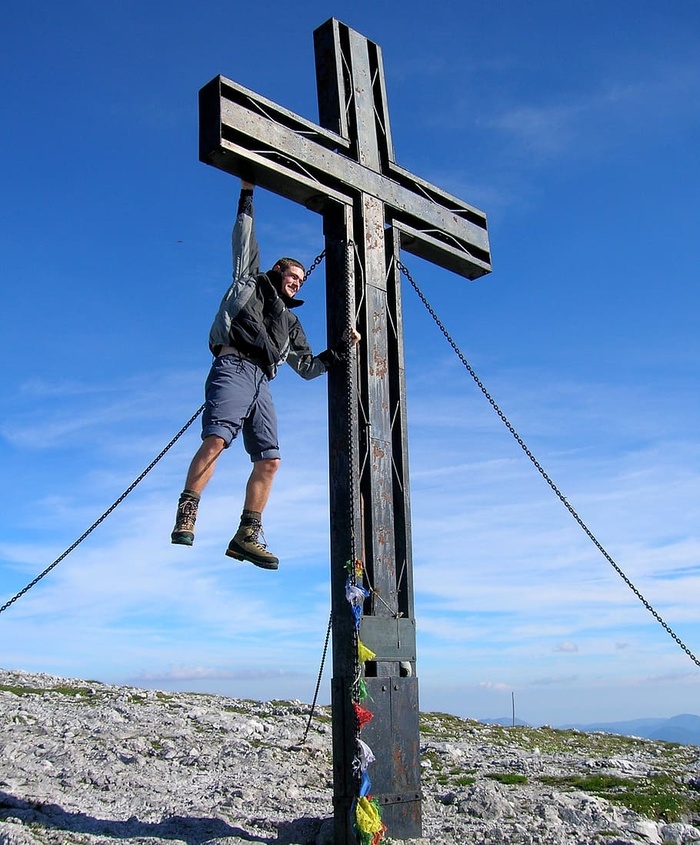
201,354,280,461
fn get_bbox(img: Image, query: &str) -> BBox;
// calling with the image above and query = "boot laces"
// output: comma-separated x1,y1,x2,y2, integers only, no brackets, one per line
176,497,198,531
246,520,268,550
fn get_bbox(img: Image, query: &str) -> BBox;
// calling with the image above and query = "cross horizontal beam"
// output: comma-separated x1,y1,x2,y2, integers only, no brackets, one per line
200,75,491,280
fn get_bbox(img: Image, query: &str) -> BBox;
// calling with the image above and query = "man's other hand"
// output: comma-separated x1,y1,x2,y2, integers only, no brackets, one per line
343,327,361,345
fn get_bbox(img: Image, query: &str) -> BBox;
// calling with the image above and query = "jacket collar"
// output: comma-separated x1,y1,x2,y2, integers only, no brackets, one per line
266,269,305,308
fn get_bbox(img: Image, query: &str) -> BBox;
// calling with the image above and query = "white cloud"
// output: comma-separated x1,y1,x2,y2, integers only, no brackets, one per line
553,642,578,654
478,680,511,692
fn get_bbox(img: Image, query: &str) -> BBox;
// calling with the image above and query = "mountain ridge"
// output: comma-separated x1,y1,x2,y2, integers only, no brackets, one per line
480,714,700,746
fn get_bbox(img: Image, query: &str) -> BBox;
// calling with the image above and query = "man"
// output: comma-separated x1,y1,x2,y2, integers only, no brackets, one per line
171,180,359,570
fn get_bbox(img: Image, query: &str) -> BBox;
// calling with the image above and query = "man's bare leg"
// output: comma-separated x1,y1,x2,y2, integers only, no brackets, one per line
184,435,227,495
227,458,281,570
243,458,280,511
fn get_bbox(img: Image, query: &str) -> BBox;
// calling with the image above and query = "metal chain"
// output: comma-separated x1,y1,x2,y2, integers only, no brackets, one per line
343,239,366,799
2,255,327,618
301,240,359,741
301,611,332,743
399,260,700,670
345,240,359,573
0,404,205,616
301,241,357,744
303,249,326,282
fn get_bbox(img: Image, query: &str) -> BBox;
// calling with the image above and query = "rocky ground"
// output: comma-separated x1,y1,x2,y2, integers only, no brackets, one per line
1,668,700,845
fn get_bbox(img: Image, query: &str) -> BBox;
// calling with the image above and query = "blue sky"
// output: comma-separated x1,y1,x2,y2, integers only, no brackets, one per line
2,1,699,726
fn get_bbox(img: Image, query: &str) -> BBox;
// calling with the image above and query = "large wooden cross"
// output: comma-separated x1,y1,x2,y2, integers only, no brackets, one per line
199,18,491,842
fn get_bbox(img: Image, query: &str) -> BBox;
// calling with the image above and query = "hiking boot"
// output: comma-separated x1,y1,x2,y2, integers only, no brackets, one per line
226,519,279,570
171,490,200,546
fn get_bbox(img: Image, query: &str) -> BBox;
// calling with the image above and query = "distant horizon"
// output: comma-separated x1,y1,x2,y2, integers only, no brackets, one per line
481,712,700,727
3,664,697,734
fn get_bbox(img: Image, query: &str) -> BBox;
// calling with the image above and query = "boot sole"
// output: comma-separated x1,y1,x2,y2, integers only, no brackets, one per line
171,532,194,546
225,545,279,570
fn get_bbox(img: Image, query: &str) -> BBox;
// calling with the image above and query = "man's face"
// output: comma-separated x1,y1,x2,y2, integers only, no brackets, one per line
279,265,304,298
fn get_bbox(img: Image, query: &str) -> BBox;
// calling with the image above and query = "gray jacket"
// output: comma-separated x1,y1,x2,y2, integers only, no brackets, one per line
208,190,342,380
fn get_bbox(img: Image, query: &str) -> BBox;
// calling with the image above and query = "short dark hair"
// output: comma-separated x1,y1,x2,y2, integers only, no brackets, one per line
273,257,306,277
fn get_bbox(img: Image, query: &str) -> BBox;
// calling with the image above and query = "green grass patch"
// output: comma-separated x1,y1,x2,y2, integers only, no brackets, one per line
485,772,528,785
0,683,99,699
420,712,474,736
418,713,696,772
539,772,700,823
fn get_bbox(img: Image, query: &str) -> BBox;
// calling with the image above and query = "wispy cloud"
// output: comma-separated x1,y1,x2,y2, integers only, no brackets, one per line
479,60,700,162
133,665,304,683
13,372,202,445
478,680,511,692
553,642,578,654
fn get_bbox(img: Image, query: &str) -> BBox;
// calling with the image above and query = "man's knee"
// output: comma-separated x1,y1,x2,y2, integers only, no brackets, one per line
192,435,226,470
254,457,280,478
201,435,227,457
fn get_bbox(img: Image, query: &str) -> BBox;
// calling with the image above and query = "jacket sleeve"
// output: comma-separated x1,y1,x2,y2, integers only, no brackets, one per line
285,314,346,381
231,189,260,282
209,190,262,355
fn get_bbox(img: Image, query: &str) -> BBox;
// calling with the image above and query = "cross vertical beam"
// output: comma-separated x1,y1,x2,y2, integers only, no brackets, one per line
316,26,422,837
198,17,491,843
317,27,429,837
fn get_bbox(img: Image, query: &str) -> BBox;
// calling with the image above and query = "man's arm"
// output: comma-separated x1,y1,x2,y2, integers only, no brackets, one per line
231,180,260,282
208,181,262,355
286,319,361,381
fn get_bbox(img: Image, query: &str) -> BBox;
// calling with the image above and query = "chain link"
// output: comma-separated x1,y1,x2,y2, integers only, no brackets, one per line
302,240,359,742
301,610,332,743
343,239,366,796
303,249,326,282
0,404,206,616
345,241,358,568
399,260,700,670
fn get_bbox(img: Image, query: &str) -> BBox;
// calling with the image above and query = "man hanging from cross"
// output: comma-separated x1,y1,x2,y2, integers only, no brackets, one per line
171,180,360,570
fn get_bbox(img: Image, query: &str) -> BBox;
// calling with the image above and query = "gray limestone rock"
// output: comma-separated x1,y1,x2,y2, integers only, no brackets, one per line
1,669,700,845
